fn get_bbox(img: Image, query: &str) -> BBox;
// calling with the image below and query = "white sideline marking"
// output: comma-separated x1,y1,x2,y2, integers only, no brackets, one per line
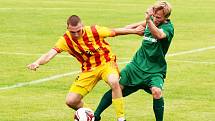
0,46,215,91
0,71,80,91
0,52,72,58
167,46,215,57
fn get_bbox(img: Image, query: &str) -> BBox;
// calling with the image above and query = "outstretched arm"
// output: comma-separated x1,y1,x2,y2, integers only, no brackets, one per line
111,25,145,37
124,21,147,29
27,49,58,71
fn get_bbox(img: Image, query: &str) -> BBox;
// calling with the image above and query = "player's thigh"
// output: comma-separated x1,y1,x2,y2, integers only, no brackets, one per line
101,61,120,86
69,71,100,97
119,64,132,87
149,75,164,90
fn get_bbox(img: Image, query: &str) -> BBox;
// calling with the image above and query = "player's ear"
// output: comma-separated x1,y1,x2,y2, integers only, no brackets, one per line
80,22,84,27
67,25,69,29
66,23,69,29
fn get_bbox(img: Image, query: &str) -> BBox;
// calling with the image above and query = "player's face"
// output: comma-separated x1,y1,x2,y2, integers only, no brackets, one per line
67,23,83,39
153,10,166,26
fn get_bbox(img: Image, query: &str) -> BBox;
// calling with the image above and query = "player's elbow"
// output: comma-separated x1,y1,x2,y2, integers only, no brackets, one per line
110,30,117,37
154,33,165,40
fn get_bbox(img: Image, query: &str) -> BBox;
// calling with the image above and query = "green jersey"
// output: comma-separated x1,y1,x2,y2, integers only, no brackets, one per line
131,20,174,78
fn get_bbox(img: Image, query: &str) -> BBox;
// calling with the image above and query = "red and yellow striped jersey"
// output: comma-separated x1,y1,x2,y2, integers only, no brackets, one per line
53,25,116,72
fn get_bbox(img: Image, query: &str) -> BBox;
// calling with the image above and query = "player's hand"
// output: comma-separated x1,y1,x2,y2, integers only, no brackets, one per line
135,25,145,36
145,7,154,21
27,63,39,71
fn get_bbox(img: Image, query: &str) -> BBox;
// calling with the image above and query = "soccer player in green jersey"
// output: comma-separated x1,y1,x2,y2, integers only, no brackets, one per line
94,1,174,121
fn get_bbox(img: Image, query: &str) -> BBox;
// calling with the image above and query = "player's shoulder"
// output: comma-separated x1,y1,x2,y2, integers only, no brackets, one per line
164,20,174,28
84,25,102,31
91,25,111,33
161,20,174,31
93,25,109,29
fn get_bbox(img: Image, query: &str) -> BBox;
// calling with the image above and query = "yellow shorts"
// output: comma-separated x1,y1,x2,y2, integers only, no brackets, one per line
69,61,119,96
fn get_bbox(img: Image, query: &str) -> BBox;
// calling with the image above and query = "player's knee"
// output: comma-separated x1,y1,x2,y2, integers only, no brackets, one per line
66,95,82,110
110,81,120,90
66,98,78,108
108,75,120,90
151,87,162,99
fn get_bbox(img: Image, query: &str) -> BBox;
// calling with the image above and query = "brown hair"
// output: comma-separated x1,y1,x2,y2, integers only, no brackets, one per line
67,15,81,26
153,1,172,18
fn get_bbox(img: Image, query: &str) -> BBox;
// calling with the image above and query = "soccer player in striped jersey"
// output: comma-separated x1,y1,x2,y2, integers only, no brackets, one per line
27,15,144,121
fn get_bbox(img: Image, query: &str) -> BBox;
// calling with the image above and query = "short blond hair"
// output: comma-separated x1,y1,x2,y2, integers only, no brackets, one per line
153,0,172,18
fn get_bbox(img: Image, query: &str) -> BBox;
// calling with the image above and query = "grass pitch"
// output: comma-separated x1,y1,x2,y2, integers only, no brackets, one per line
0,0,215,121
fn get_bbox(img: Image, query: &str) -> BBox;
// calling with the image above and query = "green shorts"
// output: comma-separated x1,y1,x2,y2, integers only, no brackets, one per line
119,63,164,93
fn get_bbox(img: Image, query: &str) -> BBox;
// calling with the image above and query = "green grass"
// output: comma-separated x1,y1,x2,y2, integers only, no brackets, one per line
0,0,215,121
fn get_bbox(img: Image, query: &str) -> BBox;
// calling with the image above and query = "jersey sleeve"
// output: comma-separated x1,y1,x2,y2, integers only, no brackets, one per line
161,24,174,42
53,36,69,53
95,25,115,37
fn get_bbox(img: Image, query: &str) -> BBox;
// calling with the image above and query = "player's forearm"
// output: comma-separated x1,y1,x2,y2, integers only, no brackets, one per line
27,49,58,71
34,49,58,65
113,28,137,36
147,20,166,39
34,55,50,65
125,21,146,29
